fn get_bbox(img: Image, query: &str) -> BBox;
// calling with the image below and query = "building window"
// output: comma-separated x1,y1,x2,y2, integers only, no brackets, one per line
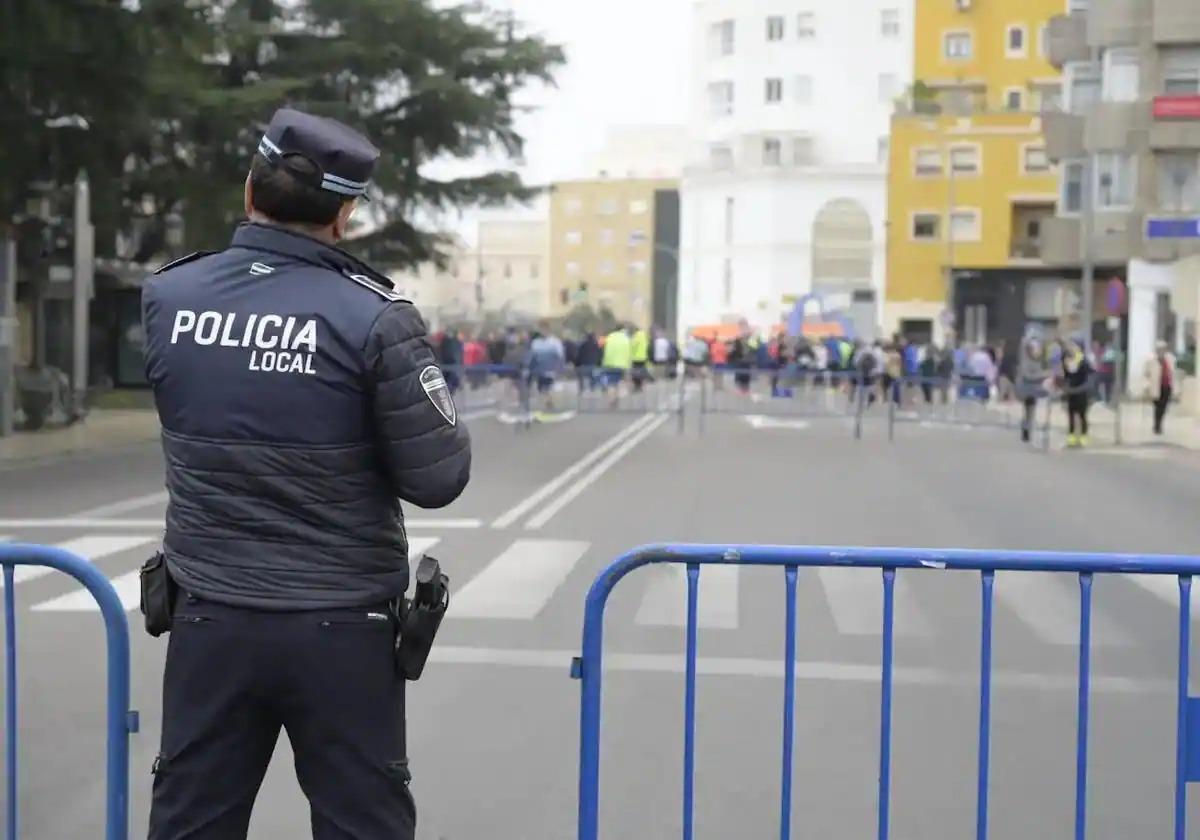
566,261,581,276
944,31,972,60
724,196,735,244
914,147,942,176
878,73,898,104
629,230,648,246
708,81,735,117
1038,24,1049,59
710,145,734,169
565,230,582,245
565,198,583,216
1060,160,1085,213
1003,88,1024,111
793,137,815,166
763,138,783,166
877,137,890,164
709,20,735,57
1163,48,1200,95
794,75,814,104
911,213,940,241
1095,153,1135,209
797,12,815,39
765,77,784,103
503,262,512,279
629,199,649,215
599,260,615,276
950,145,981,175
1157,152,1200,212
1034,81,1062,112
598,198,619,216
1064,62,1100,113
949,209,982,242
1103,48,1140,103
600,228,615,246
629,260,648,276
722,258,733,306
767,15,785,41
881,8,900,38
1022,145,1050,173
1006,25,1027,58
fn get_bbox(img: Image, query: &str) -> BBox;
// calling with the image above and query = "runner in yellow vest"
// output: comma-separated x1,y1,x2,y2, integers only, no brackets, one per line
602,327,632,405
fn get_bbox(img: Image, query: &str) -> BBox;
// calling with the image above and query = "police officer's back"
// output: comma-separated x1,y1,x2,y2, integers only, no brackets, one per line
141,108,470,839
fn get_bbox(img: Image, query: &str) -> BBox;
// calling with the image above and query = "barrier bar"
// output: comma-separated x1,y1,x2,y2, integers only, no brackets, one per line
878,569,896,840
683,563,699,840
0,545,134,840
780,567,798,840
1176,575,1192,840
1075,573,1093,840
976,570,994,840
4,565,15,840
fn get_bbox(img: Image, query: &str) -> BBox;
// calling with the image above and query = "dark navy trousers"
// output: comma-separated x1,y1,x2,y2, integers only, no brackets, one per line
148,594,415,839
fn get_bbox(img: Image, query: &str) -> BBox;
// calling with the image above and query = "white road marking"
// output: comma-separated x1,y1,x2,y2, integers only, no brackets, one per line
1125,573,1189,607
452,539,588,619
524,413,669,530
744,415,811,431
71,491,168,519
34,537,444,613
634,564,739,629
428,646,1158,694
491,414,656,529
1,535,158,588
996,572,1131,646
0,517,480,530
814,567,932,637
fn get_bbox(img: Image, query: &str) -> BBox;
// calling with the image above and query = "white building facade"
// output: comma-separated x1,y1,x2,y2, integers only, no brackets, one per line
679,0,914,337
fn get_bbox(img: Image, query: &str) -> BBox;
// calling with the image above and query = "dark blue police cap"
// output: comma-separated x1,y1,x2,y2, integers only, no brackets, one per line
257,108,380,199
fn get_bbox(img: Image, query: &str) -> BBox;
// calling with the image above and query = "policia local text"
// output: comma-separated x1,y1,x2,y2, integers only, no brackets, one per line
170,309,319,375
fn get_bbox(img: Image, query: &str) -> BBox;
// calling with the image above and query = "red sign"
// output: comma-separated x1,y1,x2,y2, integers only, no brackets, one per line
1153,95,1200,119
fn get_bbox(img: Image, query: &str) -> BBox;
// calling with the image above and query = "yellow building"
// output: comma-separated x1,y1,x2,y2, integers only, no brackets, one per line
548,178,678,327
885,0,1064,344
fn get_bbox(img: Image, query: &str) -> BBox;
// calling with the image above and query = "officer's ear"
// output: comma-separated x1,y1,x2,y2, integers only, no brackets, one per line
332,199,358,242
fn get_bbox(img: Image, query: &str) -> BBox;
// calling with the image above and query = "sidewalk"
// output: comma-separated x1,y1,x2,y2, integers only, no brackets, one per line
1046,399,1200,451
0,409,161,464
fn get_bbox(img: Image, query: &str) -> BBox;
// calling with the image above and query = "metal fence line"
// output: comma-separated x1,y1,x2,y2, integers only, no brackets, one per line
574,544,1200,840
0,544,136,840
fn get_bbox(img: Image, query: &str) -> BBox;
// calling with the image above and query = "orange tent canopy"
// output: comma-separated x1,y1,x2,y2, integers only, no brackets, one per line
689,324,744,341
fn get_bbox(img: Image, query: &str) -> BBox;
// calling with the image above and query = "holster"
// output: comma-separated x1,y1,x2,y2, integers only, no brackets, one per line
139,551,177,637
393,555,449,681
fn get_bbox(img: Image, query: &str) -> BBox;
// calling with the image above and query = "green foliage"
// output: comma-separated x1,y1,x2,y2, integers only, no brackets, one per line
1,0,563,266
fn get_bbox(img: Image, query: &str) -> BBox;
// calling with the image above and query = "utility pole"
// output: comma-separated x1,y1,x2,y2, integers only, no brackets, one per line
0,237,16,437
945,139,958,338
72,170,94,420
1079,154,1096,350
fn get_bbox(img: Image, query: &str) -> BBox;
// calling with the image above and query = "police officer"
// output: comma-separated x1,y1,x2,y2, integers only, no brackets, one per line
141,108,471,839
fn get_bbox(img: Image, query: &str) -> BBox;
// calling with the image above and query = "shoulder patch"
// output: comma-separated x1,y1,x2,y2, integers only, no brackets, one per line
153,251,217,275
344,270,409,303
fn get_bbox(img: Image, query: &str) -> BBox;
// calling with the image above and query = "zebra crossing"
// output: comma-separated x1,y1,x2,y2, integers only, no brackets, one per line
0,532,1192,646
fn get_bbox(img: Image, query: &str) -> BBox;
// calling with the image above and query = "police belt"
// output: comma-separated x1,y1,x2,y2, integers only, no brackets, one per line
391,554,449,681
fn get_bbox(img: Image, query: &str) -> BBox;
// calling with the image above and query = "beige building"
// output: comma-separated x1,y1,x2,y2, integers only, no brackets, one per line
388,220,549,328
548,177,679,326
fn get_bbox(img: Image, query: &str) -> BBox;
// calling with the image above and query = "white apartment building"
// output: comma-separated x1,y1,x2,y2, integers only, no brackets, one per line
679,0,914,337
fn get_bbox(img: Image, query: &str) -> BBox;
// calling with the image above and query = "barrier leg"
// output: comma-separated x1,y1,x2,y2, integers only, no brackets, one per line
878,568,896,840
677,369,686,436
887,397,895,443
683,564,699,840
4,565,16,840
780,567,798,840
1075,573,1093,840
699,374,707,437
855,381,864,441
977,570,994,840
1176,575,1192,840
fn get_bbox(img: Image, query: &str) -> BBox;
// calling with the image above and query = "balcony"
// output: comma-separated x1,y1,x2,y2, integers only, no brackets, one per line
1084,102,1150,153
1042,111,1085,161
1010,203,1056,262
1154,0,1200,44
1150,96,1200,149
1042,212,1144,265
1045,14,1089,69
1087,0,1145,48
1041,216,1081,265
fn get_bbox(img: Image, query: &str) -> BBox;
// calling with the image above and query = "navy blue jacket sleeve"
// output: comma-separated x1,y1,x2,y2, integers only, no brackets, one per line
365,302,471,508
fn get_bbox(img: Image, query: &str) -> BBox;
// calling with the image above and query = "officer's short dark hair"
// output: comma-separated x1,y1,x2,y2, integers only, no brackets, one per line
248,153,348,226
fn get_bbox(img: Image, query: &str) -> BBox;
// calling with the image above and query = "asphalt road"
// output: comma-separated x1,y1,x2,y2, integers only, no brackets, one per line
3,394,1200,839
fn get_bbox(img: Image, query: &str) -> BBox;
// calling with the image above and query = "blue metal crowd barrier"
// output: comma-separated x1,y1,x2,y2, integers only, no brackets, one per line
698,367,868,436
0,544,136,840
573,544,1200,840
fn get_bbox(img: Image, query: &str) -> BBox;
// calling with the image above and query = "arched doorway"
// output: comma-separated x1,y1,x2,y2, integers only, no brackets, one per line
811,198,873,289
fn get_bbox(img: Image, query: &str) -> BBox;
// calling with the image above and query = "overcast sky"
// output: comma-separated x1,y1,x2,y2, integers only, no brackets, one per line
437,0,694,235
